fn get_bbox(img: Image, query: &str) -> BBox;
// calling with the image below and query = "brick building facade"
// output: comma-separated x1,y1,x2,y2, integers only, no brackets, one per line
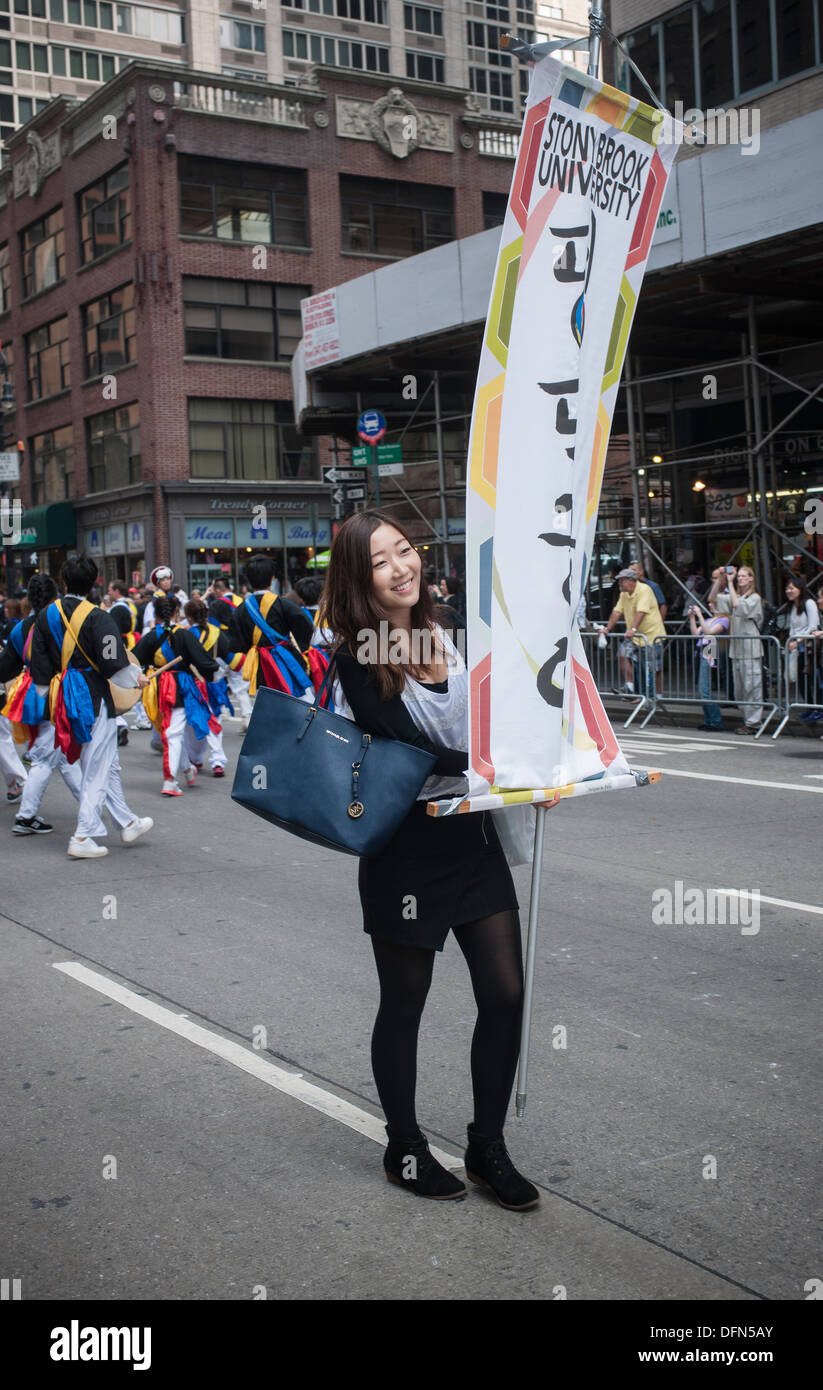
0,59,516,590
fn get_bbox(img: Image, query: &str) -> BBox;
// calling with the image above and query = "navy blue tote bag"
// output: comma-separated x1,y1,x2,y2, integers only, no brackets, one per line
231,659,437,856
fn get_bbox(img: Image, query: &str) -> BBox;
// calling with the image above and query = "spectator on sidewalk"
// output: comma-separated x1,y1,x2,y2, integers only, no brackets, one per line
786,578,822,719
601,569,666,701
689,600,729,729
713,566,763,734
630,562,667,693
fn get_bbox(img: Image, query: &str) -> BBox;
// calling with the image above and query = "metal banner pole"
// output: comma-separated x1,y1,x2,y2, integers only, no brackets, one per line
515,803,548,1118
588,3,605,77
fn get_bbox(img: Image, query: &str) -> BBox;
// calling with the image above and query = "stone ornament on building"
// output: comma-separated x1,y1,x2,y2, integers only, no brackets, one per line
336,92,453,156
313,110,329,128
148,85,167,104
13,130,62,199
460,132,475,149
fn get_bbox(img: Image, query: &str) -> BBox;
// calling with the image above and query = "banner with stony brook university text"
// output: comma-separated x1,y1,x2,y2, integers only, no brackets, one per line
430,56,682,816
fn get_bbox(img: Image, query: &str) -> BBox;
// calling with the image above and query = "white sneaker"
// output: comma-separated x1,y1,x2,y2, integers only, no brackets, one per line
120,816,154,845
183,765,198,787
162,779,182,796
68,836,108,858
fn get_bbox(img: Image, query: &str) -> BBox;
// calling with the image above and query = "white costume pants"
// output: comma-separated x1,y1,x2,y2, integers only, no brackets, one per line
225,663,252,718
75,710,137,839
163,706,193,781
184,720,226,770
0,714,27,788
19,721,82,819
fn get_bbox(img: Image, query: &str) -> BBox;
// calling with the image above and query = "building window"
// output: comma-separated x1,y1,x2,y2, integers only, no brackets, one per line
404,4,443,35
282,29,390,71
78,163,131,265
113,3,184,40
406,50,445,81
482,190,508,228
178,156,309,247
26,315,70,400
469,66,514,112
188,398,316,482
15,40,48,70
282,0,388,18
340,175,454,257
31,424,74,505
182,278,308,363
10,0,47,13
0,241,9,314
87,403,140,492
20,207,65,298
620,0,820,108
83,282,135,378
219,17,265,51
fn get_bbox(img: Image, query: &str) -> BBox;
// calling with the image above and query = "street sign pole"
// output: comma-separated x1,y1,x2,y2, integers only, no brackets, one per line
371,442,381,508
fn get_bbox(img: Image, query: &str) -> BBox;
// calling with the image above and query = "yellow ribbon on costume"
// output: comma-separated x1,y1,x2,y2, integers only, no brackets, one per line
2,671,31,743
141,668,162,732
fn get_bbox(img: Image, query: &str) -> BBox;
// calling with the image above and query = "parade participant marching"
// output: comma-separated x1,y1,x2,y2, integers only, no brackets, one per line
205,576,252,725
132,595,220,796
142,566,188,630
228,555,314,702
324,511,540,1210
1,573,79,835
0,711,27,803
29,556,153,859
179,598,234,778
107,578,140,745
294,576,332,692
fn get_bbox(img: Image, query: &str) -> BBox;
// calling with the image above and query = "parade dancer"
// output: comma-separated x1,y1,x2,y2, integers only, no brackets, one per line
132,595,220,796
228,555,314,702
180,598,233,778
294,576,332,692
1,573,80,834
142,565,188,631
206,577,252,726
107,578,140,745
0,712,26,803
29,556,154,859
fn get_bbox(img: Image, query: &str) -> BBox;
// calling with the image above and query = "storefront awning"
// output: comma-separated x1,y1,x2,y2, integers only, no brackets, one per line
18,502,77,549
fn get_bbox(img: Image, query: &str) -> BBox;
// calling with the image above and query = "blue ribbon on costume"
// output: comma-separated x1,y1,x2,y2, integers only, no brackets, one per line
177,670,213,741
244,595,311,696
45,602,96,742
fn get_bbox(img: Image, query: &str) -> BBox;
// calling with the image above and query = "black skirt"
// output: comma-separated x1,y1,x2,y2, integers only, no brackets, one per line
358,800,519,951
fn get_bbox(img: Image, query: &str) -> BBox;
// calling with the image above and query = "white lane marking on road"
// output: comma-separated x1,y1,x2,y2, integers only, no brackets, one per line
620,741,736,755
624,766,823,794
618,728,770,746
715,889,823,917
52,962,463,1170
636,1145,716,1167
590,1017,642,1039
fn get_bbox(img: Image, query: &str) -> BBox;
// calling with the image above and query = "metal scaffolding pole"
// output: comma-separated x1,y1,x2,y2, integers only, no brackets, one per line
433,370,450,576
747,299,775,604
625,371,643,543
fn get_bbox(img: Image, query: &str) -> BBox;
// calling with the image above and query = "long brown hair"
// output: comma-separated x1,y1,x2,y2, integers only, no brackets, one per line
324,510,437,698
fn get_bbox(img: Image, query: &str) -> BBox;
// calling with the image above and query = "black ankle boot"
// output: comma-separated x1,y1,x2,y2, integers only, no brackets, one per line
383,1128,467,1200
464,1124,540,1210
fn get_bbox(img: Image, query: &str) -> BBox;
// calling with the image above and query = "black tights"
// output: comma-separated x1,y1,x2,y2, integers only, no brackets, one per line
370,911,524,1140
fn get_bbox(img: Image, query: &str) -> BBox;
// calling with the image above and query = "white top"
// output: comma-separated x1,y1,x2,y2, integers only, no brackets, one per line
333,623,469,802
789,599,820,638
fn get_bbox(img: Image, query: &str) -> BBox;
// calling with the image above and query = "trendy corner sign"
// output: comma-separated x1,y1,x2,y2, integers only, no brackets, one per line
461,55,682,808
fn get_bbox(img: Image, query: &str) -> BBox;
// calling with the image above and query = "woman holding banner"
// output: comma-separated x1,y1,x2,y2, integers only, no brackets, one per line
324,511,541,1211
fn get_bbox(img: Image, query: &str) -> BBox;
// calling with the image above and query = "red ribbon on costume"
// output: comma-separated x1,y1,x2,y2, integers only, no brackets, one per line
258,646,291,694
53,682,81,764
304,646,330,693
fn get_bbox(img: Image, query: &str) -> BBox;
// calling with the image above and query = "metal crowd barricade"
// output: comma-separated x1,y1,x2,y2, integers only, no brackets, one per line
581,630,658,727
583,629,784,736
772,635,823,738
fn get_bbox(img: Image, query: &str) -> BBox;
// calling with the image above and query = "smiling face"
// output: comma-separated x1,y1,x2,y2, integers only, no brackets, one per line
369,523,421,620
786,581,800,602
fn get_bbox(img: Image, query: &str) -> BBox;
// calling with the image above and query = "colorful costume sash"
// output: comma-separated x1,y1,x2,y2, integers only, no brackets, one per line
1,621,46,745
191,622,233,717
45,601,95,762
241,593,311,697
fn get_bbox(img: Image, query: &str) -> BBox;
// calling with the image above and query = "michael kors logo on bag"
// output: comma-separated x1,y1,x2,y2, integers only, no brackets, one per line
348,801,364,818
325,729,350,743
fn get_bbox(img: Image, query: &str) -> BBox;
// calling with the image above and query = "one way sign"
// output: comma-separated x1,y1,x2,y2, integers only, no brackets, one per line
322,465,363,485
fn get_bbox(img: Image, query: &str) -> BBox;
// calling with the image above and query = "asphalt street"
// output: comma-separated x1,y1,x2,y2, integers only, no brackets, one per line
1,709,820,1302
